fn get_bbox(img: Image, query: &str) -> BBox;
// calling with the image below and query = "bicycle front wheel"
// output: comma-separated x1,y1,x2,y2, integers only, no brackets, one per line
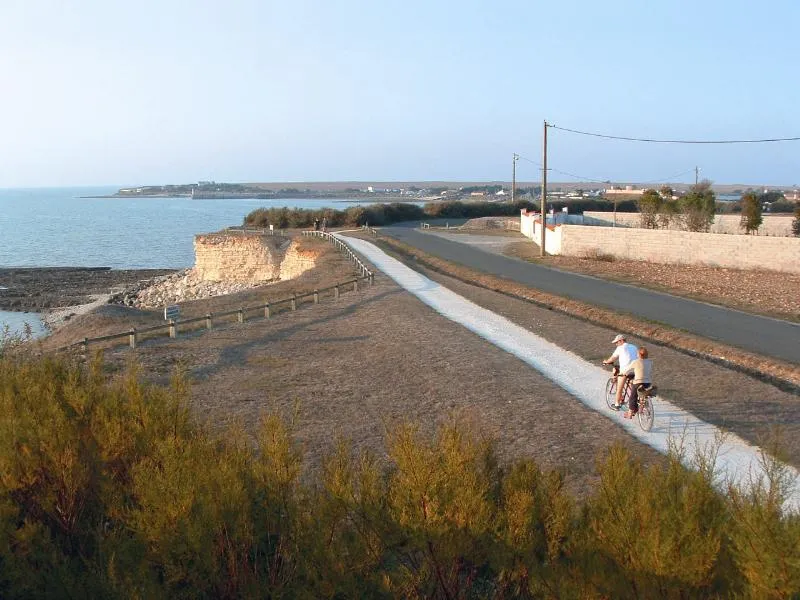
638,398,654,432
605,378,617,409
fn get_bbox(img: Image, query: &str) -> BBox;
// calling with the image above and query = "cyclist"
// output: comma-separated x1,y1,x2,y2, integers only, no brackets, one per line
602,334,638,410
623,347,654,419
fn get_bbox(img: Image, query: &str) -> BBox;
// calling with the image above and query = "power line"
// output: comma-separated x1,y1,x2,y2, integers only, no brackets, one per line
517,156,610,183
548,124,800,144
518,155,696,185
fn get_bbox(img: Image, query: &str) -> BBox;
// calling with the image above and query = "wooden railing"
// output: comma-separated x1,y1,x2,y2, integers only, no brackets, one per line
301,230,374,279
57,234,374,354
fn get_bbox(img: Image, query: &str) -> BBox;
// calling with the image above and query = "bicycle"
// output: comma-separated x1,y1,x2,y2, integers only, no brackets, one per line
604,366,657,432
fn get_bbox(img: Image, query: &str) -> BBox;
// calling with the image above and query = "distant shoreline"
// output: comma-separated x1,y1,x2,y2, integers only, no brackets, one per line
80,194,432,203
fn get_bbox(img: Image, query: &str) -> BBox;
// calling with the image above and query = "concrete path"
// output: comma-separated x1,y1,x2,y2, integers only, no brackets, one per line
341,233,800,511
380,225,800,365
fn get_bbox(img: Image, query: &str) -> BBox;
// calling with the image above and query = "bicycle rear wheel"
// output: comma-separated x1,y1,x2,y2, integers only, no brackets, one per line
638,397,654,431
605,378,617,409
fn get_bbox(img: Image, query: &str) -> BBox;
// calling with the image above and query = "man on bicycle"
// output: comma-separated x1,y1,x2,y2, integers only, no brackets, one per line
623,347,654,419
602,334,638,410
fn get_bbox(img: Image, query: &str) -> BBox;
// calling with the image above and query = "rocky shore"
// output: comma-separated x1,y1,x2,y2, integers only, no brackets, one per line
111,269,272,308
0,267,176,312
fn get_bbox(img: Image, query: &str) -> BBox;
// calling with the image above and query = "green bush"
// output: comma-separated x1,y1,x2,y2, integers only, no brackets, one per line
243,199,640,231
1,354,799,597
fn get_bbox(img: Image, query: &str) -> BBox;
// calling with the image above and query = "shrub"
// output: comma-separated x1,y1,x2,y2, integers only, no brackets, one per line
740,191,763,234
581,248,616,262
637,189,662,229
1,354,799,597
792,205,800,237
680,180,717,232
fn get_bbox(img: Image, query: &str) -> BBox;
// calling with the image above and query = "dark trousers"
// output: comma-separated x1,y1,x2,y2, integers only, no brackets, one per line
629,383,650,413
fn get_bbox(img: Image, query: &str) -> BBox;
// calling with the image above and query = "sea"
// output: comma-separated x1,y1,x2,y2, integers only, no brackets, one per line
0,186,407,338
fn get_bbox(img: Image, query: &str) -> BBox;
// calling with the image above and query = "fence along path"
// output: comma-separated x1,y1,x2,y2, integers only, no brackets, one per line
56,231,374,354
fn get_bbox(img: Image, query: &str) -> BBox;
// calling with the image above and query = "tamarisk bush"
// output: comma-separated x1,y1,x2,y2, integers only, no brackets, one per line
1,354,798,598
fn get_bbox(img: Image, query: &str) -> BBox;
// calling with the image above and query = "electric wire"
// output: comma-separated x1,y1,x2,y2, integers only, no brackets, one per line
517,155,695,186
548,124,800,144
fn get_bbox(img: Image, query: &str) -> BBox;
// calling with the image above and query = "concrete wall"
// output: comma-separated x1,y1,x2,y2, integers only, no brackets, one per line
558,225,800,273
582,211,795,237
194,233,291,282
519,210,563,255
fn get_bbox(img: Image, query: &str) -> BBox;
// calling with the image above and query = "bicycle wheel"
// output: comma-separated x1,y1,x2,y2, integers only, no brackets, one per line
638,397,654,432
605,378,617,409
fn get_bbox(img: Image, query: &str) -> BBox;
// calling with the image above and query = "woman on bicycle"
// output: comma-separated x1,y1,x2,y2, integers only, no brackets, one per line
623,347,653,419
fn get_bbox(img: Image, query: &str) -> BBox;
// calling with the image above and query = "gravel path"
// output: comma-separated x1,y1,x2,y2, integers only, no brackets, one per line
343,234,800,510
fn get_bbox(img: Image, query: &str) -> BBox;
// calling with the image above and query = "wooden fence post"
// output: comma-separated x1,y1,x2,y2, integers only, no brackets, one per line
334,284,340,300
82,337,88,354
369,273,374,286
169,320,176,338
291,294,297,311
129,328,136,349
238,308,244,323
313,289,319,304
353,279,358,292
264,303,271,319
206,314,213,329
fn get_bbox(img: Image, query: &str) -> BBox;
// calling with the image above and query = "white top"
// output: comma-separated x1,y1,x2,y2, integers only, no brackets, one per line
611,342,638,371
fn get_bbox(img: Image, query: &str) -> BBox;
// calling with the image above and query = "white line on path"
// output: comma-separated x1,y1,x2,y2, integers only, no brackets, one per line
341,234,800,511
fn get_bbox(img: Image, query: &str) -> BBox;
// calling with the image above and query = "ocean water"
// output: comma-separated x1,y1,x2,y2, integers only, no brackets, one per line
0,186,402,336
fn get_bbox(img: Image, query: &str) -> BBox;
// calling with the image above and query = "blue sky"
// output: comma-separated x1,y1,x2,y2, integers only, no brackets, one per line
1,0,798,187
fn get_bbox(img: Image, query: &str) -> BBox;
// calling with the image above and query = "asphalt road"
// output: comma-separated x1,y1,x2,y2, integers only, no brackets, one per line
379,225,800,365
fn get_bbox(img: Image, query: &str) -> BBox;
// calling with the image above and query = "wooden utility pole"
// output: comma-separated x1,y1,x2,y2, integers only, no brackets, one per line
512,153,518,203
695,166,700,186
541,121,548,257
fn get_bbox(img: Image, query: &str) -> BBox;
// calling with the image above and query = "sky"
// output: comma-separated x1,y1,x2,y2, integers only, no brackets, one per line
1,0,798,188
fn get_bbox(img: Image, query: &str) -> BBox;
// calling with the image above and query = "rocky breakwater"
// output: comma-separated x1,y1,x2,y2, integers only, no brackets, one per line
113,234,325,308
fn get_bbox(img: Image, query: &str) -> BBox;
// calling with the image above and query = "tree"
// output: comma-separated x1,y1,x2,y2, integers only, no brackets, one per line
739,191,763,234
792,205,800,237
657,199,680,229
679,179,716,232
659,185,674,200
637,189,662,229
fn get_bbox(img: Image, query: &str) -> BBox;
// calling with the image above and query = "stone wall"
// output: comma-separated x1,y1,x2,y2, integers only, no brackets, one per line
193,233,291,282
558,225,800,273
582,211,795,237
462,216,521,230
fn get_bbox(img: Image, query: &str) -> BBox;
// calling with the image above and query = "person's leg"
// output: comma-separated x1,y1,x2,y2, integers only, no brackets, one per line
615,375,626,406
629,385,640,414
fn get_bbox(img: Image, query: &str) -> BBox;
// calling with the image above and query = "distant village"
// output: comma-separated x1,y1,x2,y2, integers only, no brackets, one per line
113,180,800,209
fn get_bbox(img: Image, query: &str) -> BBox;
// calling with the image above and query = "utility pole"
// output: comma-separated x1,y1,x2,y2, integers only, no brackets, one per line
541,121,548,257
512,153,519,204
695,166,700,186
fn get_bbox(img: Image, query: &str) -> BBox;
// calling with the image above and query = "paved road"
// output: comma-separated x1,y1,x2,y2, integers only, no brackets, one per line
379,225,800,365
